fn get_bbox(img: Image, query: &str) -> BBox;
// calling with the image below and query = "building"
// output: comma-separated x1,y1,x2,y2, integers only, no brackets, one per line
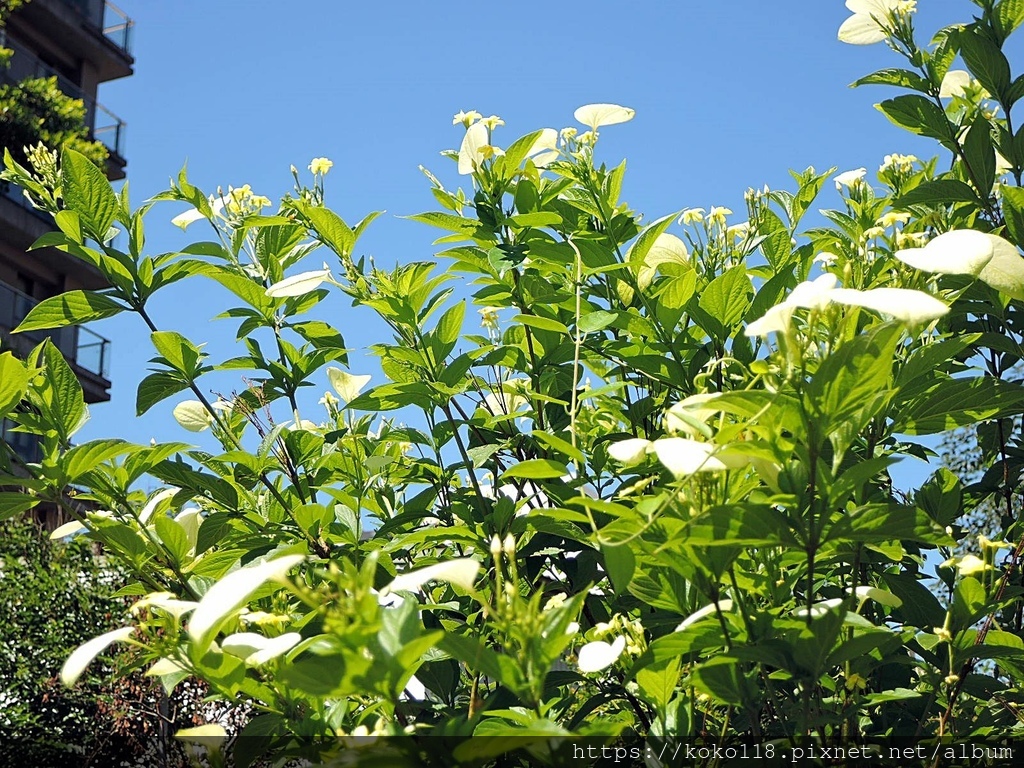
0,0,134,461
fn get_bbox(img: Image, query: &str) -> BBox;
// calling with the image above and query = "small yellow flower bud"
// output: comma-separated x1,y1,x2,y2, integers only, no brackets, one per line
490,535,502,557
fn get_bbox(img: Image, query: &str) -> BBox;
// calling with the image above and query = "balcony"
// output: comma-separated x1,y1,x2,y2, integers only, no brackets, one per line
0,278,111,403
2,35,127,163
7,0,134,82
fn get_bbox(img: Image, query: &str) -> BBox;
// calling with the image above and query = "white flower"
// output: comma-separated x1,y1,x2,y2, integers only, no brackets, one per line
977,233,1024,300
838,0,906,45
834,167,867,190
939,69,971,99
650,437,746,477
308,157,333,175
678,208,705,225
829,287,949,324
607,438,653,465
893,229,995,276
327,368,372,404
172,400,213,432
266,266,331,298
577,635,626,673
573,103,635,132
386,559,481,593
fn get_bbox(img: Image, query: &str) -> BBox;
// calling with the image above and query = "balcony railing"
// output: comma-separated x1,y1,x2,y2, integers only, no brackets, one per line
54,0,133,56
0,279,111,379
1,35,127,157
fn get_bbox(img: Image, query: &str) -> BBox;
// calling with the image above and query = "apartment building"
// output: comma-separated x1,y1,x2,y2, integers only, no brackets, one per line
0,0,134,459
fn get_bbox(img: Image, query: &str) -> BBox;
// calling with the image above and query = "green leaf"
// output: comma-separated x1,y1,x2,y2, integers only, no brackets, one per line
894,179,981,208
61,148,119,239
501,458,569,480
601,542,635,595
698,266,752,334
35,340,87,443
15,291,125,332
136,371,188,416
1001,186,1024,247
406,211,479,234
506,212,562,229
964,114,996,195
154,515,191,563
876,95,954,142
894,376,1024,434
304,206,355,257
61,439,138,483
513,313,569,335
434,301,465,346
0,492,41,520
961,28,1011,102
626,212,678,268
577,310,617,333
996,0,1024,40
150,331,203,378
0,352,29,416
853,68,933,94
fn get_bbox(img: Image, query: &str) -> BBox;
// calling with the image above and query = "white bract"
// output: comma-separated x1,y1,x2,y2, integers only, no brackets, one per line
266,266,331,298
61,627,135,686
665,393,722,436
638,232,688,290
458,121,498,175
577,635,626,673
573,103,635,132
838,0,904,45
526,128,559,167
188,554,305,651
977,234,1024,300
650,437,746,477
385,558,481,594
829,287,949,324
172,400,213,432
834,167,867,190
939,69,971,99
893,229,995,276
222,632,302,666
745,274,838,338
327,368,372,404
675,600,734,632
607,438,653,465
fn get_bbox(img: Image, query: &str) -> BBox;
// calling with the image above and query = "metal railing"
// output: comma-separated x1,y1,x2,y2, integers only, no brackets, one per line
0,279,111,379
0,35,126,156
54,0,133,56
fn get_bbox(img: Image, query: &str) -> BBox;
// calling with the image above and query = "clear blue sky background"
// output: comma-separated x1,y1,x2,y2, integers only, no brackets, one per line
75,1,997,485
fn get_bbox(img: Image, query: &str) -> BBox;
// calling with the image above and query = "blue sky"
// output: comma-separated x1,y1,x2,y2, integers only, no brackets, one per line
77,0,984,483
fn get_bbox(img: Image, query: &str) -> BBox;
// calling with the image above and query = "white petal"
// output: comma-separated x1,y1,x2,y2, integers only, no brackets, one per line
651,437,745,476
171,208,205,230
607,438,652,465
675,600,734,632
939,69,971,99
838,13,887,44
326,368,372,403
977,234,1024,300
578,635,626,673
830,287,949,324
894,229,994,276
172,400,213,433
61,627,135,686
458,121,490,175
573,103,636,132
386,558,481,594
188,554,305,650
266,268,330,298
402,674,428,700
526,128,559,168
